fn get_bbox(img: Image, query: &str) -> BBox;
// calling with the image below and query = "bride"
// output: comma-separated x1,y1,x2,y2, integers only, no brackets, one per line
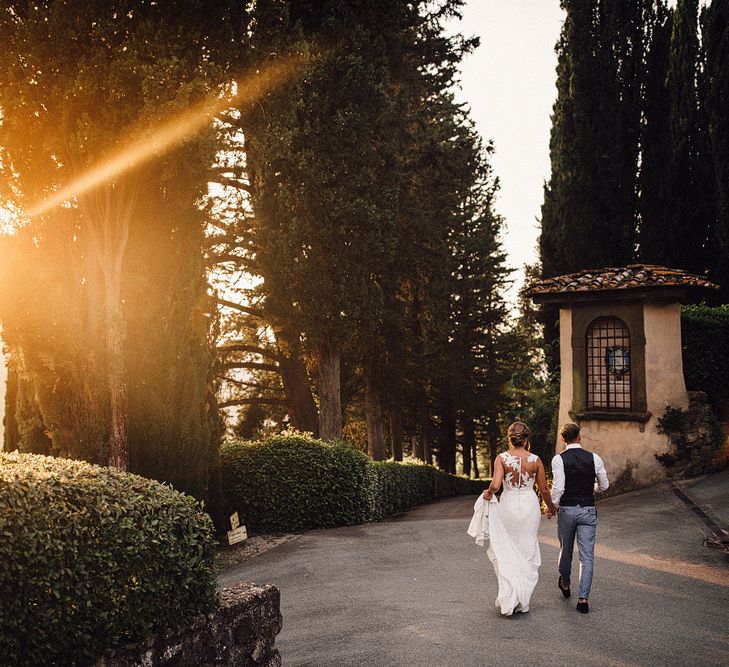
481,422,556,615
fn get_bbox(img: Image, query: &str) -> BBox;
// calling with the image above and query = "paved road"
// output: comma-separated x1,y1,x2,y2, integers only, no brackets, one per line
219,472,729,667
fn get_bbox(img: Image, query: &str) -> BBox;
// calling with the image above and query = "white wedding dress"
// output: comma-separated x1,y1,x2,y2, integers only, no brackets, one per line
486,451,542,615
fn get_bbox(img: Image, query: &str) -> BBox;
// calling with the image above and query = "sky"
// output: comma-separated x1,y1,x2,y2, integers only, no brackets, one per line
451,1,565,302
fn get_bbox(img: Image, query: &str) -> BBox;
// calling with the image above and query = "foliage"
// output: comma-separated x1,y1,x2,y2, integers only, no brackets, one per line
208,1,510,473
219,432,485,533
703,0,729,297
681,304,729,416
662,0,715,275
0,0,226,497
541,0,726,291
0,452,217,667
638,1,673,262
368,460,483,520
500,265,559,465
656,405,724,466
540,0,647,280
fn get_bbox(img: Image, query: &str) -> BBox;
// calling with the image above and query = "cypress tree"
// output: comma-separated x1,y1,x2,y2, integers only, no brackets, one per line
661,0,715,274
539,0,652,376
241,0,415,443
447,136,510,475
703,0,729,296
0,0,229,498
540,0,647,279
639,1,673,262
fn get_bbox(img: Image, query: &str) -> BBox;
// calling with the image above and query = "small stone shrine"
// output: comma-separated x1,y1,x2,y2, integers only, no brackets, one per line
528,264,719,489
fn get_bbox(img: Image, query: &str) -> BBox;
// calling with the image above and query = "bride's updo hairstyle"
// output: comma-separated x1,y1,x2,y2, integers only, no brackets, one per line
507,422,530,449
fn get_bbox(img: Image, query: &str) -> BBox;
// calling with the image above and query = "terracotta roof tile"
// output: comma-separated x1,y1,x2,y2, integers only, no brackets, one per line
527,264,719,296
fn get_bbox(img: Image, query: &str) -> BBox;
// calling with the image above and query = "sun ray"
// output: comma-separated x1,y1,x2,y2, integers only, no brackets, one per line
25,55,304,220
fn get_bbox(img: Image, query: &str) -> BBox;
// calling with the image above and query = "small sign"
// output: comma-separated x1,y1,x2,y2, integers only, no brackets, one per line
230,512,240,530
228,525,248,546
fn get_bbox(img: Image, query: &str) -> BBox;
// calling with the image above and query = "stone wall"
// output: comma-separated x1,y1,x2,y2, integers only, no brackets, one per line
657,391,728,478
95,581,282,667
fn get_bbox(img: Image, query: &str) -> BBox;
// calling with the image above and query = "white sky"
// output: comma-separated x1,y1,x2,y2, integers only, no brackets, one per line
452,1,564,302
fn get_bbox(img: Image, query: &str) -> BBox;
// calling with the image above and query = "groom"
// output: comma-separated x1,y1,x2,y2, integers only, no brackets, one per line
551,422,609,614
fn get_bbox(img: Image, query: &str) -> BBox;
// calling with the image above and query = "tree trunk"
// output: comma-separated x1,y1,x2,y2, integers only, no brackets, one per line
106,294,129,471
364,373,386,460
462,415,475,478
277,329,319,436
438,404,457,474
413,390,429,462
486,415,499,478
81,180,134,471
421,397,432,464
3,362,19,452
412,434,423,461
389,410,403,461
318,337,342,440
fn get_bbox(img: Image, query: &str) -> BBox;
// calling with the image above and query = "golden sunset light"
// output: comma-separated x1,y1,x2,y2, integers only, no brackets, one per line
24,56,303,222
1,2,728,665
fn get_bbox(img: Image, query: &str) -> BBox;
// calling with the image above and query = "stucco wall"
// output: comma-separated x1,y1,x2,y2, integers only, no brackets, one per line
643,302,689,415
557,301,688,489
557,307,573,433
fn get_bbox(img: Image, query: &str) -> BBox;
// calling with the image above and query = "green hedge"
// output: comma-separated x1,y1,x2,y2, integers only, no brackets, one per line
682,304,729,414
0,453,217,666
220,433,486,533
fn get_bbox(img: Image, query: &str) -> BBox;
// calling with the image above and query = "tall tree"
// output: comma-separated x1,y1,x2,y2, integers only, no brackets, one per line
539,0,652,377
638,1,673,262
540,0,648,279
661,0,715,273
703,0,729,296
0,0,230,497
239,0,418,442
447,136,510,476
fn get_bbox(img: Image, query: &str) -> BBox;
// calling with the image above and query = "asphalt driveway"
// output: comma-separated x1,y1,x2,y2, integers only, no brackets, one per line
219,472,729,667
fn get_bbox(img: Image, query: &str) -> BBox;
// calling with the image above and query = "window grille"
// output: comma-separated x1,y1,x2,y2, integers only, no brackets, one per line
586,317,631,410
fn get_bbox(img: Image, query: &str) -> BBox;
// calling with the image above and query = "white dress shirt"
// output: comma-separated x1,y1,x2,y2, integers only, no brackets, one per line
551,443,609,506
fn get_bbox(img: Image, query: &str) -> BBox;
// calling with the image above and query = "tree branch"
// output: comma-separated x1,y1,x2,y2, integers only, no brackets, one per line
213,175,253,193
214,297,265,318
218,397,289,409
207,252,256,268
221,361,280,373
221,378,285,392
217,343,281,361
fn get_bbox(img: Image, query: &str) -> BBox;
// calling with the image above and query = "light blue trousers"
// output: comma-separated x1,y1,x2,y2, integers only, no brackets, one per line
557,505,597,600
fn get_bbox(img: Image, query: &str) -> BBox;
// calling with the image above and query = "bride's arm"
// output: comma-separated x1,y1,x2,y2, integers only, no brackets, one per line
483,456,504,499
536,458,557,516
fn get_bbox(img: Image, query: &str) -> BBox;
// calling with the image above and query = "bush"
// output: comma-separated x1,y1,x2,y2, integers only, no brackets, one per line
0,453,217,666
220,432,486,533
682,304,729,416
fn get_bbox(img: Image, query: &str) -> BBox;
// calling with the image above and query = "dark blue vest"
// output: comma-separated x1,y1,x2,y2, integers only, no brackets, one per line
560,447,596,506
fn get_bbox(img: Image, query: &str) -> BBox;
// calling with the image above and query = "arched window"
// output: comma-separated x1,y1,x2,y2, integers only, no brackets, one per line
586,317,631,410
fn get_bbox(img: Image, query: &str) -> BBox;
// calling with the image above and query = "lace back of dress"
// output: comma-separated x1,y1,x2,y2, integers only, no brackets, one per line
501,452,538,491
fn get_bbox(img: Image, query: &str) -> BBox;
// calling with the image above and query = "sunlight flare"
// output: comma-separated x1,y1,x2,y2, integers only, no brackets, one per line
25,56,303,220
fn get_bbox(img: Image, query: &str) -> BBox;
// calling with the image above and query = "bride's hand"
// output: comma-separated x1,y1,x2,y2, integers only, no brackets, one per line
482,489,493,500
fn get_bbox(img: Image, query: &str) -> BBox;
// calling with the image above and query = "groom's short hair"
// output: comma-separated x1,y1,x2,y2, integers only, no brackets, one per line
560,422,580,443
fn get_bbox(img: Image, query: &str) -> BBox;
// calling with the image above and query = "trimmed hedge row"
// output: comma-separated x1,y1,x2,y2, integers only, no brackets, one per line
220,433,486,533
0,453,217,667
682,304,729,415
